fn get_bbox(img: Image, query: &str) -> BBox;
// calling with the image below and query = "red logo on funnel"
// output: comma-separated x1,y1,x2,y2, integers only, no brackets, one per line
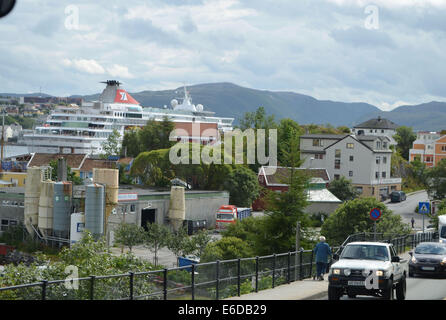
114,89,139,104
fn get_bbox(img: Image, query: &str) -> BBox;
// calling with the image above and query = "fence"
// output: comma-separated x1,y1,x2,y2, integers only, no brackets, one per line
0,231,435,300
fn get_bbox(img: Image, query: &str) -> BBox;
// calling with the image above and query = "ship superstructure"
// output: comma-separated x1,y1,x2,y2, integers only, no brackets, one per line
23,81,234,154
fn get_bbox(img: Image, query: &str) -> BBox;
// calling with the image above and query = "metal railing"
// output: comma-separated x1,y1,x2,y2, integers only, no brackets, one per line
0,231,435,300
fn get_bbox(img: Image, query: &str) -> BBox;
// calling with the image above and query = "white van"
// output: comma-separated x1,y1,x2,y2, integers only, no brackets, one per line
439,215,446,243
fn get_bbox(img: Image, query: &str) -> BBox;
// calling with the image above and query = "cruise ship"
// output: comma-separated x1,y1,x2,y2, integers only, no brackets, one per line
23,80,234,154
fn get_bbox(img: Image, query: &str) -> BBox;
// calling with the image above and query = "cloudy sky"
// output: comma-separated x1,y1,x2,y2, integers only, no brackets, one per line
1,0,446,110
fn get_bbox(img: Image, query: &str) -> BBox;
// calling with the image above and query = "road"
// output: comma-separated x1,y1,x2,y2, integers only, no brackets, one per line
385,190,432,231
318,276,446,300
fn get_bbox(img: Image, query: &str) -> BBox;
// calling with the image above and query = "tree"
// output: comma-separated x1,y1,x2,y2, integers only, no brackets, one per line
320,197,411,246
393,126,416,160
121,128,142,157
49,159,83,185
140,117,175,152
114,223,145,253
166,226,195,265
427,159,446,200
327,176,359,201
223,165,260,207
190,230,213,259
277,118,303,167
101,128,121,159
257,168,311,255
143,222,170,267
130,148,174,187
200,236,254,263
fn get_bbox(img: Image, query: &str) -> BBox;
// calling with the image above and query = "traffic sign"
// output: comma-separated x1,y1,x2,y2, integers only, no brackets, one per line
369,208,382,221
419,202,430,214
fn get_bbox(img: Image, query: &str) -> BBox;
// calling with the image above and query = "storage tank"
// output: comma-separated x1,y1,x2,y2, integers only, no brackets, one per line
85,183,105,239
93,168,119,230
168,186,185,232
70,212,85,247
53,181,73,238
38,180,55,237
24,167,42,235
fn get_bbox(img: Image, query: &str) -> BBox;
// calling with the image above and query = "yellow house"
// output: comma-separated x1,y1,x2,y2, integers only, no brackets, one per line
0,172,27,187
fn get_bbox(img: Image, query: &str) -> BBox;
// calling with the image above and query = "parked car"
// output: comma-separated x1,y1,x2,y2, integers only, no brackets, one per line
390,191,406,203
328,242,408,300
408,242,446,277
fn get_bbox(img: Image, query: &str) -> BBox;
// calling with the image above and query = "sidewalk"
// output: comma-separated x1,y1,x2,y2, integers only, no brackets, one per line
226,277,329,300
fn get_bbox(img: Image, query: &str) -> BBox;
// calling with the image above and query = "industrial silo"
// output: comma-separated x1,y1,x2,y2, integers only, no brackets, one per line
38,180,55,237
53,181,73,239
70,212,85,247
92,168,118,230
24,167,42,235
85,183,105,239
168,186,186,232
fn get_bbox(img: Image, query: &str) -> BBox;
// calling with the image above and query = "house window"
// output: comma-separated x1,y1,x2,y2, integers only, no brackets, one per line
382,172,386,178
381,130,385,133
335,149,341,158
376,157,380,164
376,141,381,149
375,172,379,179
334,159,341,169
346,143,354,149
356,186,363,194
130,204,136,213
315,154,324,160
383,156,387,164
349,155,354,162
313,139,322,147
334,174,340,180
349,171,353,177
442,146,446,152
383,142,387,149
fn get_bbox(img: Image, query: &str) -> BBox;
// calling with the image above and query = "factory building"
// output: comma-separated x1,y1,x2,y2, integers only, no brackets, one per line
1,166,229,246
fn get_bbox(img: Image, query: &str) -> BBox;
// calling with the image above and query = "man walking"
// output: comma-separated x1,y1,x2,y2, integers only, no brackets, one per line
313,236,331,281
411,217,415,229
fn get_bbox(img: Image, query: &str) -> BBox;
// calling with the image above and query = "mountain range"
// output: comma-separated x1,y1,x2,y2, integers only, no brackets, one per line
3,82,446,131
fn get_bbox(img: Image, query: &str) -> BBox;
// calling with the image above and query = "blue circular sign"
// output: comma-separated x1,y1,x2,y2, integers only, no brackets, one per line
369,208,382,221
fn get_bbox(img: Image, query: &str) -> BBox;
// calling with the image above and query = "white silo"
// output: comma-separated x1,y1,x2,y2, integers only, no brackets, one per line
70,212,85,247
168,186,186,232
24,167,42,235
38,180,55,237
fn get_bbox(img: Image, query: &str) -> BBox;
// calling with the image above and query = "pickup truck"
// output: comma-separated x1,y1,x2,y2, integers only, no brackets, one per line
328,241,408,300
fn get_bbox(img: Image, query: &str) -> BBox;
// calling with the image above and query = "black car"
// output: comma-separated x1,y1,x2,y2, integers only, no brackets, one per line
409,242,446,277
390,191,406,203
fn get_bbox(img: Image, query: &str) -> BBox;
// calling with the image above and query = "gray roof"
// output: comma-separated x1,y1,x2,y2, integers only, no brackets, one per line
300,134,349,139
354,117,399,129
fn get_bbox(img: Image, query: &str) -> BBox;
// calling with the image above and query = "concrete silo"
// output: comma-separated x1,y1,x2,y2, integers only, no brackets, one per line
168,186,186,232
24,167,42,235
92,168,118,231
38,180,55,237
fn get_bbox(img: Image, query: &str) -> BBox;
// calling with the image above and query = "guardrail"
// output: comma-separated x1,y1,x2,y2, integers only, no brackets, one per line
0,231,435,300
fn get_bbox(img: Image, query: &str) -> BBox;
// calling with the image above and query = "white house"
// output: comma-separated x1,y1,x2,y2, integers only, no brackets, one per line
300,133,402,200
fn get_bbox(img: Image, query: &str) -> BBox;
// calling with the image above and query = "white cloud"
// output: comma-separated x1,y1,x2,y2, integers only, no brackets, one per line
107,64,134,79
68,59,105,75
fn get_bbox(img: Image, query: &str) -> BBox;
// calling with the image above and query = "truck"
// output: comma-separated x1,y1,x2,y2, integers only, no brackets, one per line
216,205,252,230
328,241,408,300
439,215,446,243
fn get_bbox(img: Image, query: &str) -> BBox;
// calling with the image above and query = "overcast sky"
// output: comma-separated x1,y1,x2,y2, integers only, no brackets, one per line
1,0,446,110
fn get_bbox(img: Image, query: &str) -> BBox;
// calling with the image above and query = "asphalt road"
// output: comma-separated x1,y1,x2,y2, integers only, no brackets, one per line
318,275,446,300
385,191,432,231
